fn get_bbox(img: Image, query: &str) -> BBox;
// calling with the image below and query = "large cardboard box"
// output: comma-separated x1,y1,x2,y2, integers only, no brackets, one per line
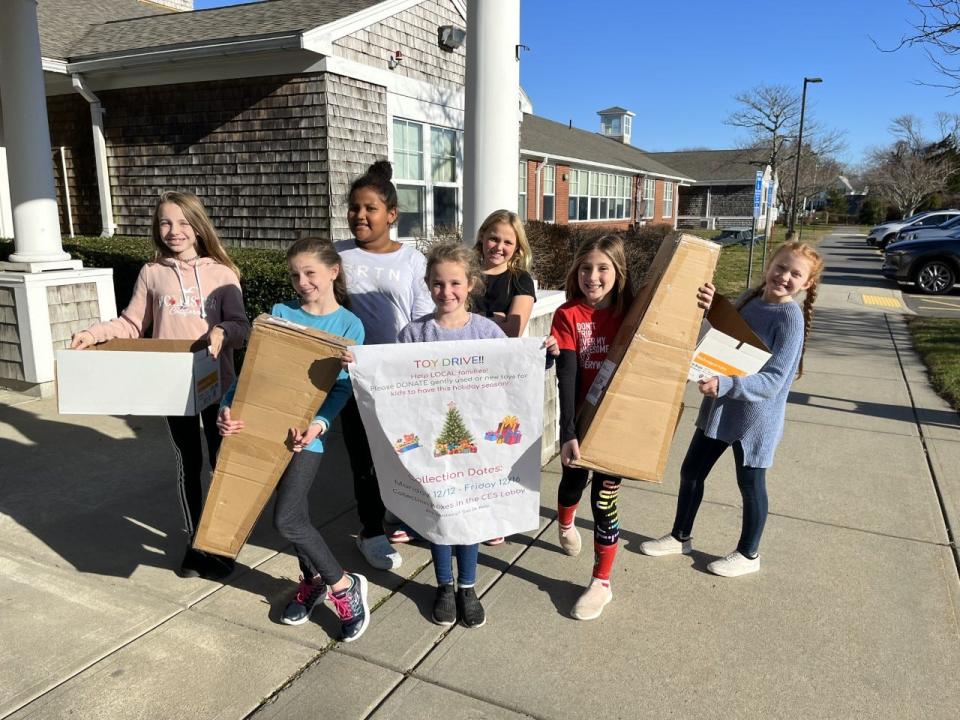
56,339,220,416
688,294,771,382
193,315,352,558
574,233,720,483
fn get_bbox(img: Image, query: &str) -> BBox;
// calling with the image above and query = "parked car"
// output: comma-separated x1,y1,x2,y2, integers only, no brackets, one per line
882,232,960,294
870,210,960,250
894,213,960,243
714,229,763,246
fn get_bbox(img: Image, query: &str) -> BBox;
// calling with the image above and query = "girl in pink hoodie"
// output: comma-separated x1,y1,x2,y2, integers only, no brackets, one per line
71,191,250,580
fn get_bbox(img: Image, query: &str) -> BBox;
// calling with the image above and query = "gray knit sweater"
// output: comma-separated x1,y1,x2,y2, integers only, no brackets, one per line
696,297,804,468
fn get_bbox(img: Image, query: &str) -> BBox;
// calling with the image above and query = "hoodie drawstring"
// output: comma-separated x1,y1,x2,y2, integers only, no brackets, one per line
193,263,207,319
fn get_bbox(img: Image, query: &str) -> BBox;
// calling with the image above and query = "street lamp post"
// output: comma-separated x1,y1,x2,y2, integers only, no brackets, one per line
788,76,822,235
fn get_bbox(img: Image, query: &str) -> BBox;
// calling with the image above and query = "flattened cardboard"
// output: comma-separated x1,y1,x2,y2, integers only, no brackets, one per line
193,315,352,558
574,233,720,483
688,294,771,382
56,339,220,416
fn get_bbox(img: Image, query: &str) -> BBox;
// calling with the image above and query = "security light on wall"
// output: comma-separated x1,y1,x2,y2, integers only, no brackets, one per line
438,25,466,51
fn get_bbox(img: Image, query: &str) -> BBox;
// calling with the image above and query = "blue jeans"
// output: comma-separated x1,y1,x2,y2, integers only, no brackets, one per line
671,429,768,557
431,543,479,586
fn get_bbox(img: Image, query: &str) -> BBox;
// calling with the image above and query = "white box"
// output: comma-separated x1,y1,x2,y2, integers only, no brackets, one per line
688,294,771,382
56,339,220,415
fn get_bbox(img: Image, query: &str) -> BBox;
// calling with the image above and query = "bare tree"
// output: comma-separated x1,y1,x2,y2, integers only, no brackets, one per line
865,114,957,216
726,84,846,223
881,1,960,94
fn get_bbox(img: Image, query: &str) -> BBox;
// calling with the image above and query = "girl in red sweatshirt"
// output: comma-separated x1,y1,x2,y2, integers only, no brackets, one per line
71,191,249,580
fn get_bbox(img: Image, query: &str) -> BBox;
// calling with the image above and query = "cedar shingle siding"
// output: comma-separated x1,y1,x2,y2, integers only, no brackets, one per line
47,93,101,236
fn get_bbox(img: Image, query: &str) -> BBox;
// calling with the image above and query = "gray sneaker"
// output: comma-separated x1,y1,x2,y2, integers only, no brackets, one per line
356,534,402,570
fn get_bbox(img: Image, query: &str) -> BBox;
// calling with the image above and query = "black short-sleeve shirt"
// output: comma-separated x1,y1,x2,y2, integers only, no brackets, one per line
472,269,536,317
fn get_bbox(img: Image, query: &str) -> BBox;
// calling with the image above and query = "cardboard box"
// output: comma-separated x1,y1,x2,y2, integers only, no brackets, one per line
56,339,220,416
193,314,352,558
574,233,720,483
688,294,771,382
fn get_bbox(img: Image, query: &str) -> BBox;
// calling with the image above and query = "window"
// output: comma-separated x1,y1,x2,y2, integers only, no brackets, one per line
601,116,621,137
542,165,555,222
518,161,528,220
392,118,460,238
624,115,632,137
663,182,674,218
567,169,632,222
642,178,656,219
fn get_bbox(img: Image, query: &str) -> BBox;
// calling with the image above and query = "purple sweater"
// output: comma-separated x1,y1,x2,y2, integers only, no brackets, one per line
397,313,506,343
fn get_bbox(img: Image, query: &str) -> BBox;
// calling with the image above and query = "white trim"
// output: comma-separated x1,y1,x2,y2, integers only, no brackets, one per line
521,148,690,183
320,55,464,111
41,57,68,74
70,74,117,237
303,0,426,53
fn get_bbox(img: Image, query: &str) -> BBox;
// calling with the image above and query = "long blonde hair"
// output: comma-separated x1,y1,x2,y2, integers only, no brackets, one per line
151,191,240,278
737,241,824,377
473,209,531,274
564,234,633,316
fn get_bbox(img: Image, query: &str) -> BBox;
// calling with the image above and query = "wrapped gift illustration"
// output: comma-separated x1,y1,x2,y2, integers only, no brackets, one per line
394,433,421,453
485,415,522,445
433,401,478,456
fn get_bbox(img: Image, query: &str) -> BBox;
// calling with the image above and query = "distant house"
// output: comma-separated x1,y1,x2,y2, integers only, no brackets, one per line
518,108,692,231
644,149,777,231
10,0,468,247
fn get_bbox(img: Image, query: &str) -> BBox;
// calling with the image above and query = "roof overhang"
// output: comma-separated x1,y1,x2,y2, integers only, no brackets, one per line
521,148,692,183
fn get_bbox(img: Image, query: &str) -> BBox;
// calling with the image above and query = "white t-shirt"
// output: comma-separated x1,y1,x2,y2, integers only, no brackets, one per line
334,240,435,344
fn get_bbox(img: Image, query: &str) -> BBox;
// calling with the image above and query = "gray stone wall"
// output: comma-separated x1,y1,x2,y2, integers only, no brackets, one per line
99,74,331,248
334,0,466,89
0,287,23,382
323,75,389,241
47,283,101,352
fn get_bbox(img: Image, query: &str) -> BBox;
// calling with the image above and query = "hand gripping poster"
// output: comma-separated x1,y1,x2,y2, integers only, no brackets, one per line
350,338,545,545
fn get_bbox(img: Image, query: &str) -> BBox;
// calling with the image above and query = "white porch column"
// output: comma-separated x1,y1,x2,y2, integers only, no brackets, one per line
462,0,520,243
0,0,79,270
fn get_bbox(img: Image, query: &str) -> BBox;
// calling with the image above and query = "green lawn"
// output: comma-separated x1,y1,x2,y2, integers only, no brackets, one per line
907,317,960,413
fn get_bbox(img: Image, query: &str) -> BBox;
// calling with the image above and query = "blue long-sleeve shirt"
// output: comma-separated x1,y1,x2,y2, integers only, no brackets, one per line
221,300,364,453
696,297,804,468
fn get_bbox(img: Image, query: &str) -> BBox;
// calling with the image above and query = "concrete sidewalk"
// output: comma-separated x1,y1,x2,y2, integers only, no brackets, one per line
2,229,958,719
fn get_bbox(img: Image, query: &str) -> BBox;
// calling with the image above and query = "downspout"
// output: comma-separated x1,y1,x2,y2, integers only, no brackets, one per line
71,74,116,237
534,156,548,221
59,146,74,238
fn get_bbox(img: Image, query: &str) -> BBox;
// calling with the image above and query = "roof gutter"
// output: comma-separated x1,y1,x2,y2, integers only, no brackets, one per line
66,33,305,74
70,73,116,237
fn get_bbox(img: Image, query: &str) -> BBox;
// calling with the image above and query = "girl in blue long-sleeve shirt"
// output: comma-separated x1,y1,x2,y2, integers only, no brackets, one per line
218,238,370,642
642,242,824,578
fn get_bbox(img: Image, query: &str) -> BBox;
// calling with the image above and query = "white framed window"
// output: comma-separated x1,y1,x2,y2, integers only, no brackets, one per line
663,182,674,218
542,165,555,222
601,116,622,137
568,169,632,222
624,115,632,137
518,161,528,220
642,178,656,219
393,118,461,239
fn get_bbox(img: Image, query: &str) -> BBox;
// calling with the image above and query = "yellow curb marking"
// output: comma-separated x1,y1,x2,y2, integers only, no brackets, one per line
862,294,902,308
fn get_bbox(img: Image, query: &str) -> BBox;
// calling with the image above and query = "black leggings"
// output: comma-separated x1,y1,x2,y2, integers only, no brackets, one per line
340,396,386,538
273,450,345,585
557,467,622,546
165,403,221,538
671,429,768,556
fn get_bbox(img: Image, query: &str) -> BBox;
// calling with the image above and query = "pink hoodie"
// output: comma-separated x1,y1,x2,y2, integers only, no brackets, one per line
85,257,250,392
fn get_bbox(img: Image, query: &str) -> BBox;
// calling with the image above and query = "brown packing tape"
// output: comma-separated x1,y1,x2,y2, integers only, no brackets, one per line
193,314,353,557
574,233,720,483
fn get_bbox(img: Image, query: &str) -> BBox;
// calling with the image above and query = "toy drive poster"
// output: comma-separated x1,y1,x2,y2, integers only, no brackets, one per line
349,337,545,545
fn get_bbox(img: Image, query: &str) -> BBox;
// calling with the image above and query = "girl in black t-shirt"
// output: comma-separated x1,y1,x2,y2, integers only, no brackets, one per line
471,210,536,338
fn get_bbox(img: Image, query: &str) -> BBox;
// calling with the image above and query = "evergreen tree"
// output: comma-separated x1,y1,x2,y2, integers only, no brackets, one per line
436,401,473,448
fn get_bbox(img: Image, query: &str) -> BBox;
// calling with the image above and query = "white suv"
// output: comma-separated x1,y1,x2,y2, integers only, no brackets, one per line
867,210,960,249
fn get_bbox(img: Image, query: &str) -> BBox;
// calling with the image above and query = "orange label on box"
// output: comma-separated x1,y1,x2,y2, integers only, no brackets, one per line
691,352,747,377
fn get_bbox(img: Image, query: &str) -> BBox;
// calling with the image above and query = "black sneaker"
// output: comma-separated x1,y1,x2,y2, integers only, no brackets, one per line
328,573,370,642
432,583,456,626
281,576,326,626
179,547,234,581
457,586,485,628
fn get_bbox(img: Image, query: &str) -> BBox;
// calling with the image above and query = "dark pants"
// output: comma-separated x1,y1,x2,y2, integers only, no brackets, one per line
671,429,768,557
341,395,386,538
557,466,622,546
165,403,221,538
273,450,345,586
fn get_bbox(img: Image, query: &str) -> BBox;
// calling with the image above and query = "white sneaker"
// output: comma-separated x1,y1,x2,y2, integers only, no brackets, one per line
571,579,612,621
707,551,759,577
640,533,692,557
558,525,582,556
356,534,402,570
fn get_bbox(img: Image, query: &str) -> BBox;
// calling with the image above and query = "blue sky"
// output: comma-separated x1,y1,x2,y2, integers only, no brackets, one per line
194,0,956,166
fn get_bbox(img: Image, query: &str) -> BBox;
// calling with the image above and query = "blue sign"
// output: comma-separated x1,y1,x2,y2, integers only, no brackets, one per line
753,171,763,219
767,180,775,207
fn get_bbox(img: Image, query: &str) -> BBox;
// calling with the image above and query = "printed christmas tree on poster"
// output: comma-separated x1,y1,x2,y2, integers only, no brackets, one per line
434,401,478,456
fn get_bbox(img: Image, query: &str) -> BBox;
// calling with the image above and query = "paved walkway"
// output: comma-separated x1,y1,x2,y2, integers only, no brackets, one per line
2,229,958,719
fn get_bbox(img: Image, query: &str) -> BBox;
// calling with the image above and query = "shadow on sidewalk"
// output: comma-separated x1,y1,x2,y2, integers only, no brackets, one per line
788,390,959,428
